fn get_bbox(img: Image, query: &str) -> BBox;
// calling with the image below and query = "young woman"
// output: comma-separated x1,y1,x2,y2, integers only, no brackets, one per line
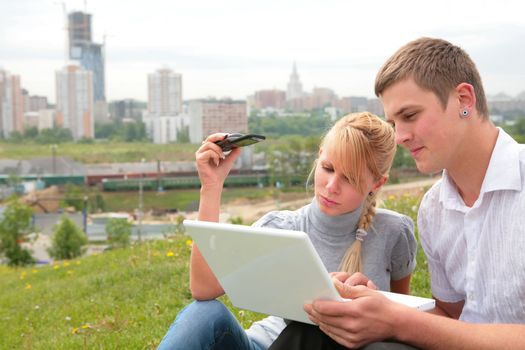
157,112,417,350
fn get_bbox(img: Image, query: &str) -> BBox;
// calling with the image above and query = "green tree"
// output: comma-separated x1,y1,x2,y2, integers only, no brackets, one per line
176,125,190,143
0,201,35,266
7,131,24,143
23,126,39,139
48,216,87,260
89,192,106,213
62,184,85,211
266,136,318,187
36,128,73,144
392,145,416,169
95,122,118,139
105,218,132,248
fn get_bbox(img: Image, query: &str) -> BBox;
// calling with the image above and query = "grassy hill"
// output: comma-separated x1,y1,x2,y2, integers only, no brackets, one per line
0,195,430,349
0,237,266,349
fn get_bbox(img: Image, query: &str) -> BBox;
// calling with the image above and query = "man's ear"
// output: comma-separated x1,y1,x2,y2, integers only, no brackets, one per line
456,82,476,112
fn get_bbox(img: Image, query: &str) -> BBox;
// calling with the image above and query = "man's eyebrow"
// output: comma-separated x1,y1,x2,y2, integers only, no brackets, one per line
393,106,410,117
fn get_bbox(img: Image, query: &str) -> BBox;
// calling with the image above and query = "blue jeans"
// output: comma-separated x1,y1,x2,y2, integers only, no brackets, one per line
157,300,265,350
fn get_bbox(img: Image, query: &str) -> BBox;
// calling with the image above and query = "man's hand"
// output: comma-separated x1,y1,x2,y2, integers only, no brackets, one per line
304,284,404,349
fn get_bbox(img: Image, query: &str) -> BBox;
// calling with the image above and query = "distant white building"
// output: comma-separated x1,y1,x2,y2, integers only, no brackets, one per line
38,109,55,130
143,114,189,144
148,68,183,116
144,68,184,144
286,62,303,101
0,69,24,137
55,65,94,140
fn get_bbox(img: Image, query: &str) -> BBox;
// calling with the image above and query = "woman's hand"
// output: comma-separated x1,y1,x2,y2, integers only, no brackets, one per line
195,133,241,189
330,271,378,297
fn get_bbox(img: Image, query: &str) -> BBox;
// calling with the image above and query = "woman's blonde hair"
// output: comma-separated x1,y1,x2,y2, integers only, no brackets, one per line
316,112,396,275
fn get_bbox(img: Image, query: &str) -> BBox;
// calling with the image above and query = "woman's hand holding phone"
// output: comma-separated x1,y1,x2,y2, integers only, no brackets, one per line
195,133,241,189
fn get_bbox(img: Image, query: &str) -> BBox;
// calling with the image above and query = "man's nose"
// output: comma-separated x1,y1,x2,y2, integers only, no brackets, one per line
394,124,411,145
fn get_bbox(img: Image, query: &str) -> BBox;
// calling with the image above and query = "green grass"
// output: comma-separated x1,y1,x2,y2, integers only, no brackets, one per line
381,194,431,297
0,142,196,163
0,195,431,349
0,237,266,349
101,187,277,212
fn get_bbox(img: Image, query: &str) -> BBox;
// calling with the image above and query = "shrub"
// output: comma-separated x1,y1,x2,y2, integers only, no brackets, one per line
48,216,88,260
105,218,132,248
0,201,35,266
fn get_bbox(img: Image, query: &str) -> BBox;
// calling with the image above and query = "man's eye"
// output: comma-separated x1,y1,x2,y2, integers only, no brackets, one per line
404,112,416,120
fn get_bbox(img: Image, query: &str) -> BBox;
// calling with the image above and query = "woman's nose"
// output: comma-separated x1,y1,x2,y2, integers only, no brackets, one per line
325,175,339,193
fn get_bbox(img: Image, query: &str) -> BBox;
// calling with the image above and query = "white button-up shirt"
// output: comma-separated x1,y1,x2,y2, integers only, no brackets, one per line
418,128,525,323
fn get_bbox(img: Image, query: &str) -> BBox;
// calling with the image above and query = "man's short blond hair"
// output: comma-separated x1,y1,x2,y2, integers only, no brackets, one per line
375,37,489,119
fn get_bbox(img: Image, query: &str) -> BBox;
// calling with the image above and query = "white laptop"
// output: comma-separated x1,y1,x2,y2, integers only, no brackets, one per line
184,219,435,324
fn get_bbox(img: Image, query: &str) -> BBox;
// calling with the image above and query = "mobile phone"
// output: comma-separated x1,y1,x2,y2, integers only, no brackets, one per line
214,133,266,152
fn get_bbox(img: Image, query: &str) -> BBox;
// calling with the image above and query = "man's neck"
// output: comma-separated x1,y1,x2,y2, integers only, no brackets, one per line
447,120,499,207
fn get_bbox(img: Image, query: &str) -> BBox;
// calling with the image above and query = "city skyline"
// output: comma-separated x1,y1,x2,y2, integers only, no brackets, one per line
2,0,525,103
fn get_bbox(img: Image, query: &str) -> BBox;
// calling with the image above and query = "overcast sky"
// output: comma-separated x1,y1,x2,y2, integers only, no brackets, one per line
1,0,525,103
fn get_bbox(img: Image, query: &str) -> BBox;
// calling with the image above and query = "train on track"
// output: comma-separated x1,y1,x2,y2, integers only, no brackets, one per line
0,169,306,192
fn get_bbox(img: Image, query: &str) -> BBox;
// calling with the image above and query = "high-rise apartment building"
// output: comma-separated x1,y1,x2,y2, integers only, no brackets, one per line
0,69,24,137
109,99,145,121
144,68,184,144
143,114,189,144
188,99,247,144
148,68,183,116
28,95,48,112
253,89,286,109
68,11,105,102
310,87,337,110
55,65,94,140
286,62,303,101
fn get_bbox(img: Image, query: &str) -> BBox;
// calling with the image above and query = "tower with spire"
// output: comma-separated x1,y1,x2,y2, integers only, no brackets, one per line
286,62,303,101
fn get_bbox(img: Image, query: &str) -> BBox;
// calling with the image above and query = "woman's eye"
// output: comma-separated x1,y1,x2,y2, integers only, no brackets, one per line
322,166,334,172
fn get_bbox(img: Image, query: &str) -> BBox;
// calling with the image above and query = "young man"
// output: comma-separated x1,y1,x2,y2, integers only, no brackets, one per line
269,37,525,350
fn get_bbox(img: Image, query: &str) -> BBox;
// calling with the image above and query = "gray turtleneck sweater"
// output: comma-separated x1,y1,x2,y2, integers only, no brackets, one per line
245,198,416,349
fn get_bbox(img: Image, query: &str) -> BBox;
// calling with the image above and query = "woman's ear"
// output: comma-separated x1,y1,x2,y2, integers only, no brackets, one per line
372,176,388,192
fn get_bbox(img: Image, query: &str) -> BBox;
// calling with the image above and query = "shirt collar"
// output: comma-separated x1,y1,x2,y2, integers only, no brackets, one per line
307,197,362,235
440,128,522,210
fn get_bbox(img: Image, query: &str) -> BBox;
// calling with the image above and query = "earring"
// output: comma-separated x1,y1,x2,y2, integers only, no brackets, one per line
460,109,469,118
368,192,373,197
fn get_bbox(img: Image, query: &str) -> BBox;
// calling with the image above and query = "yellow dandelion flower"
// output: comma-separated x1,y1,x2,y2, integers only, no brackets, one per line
25,284,32,290
71,327,79,334
185,239,193,247
32,269,38,274
63,261,70,267
53,265,60,270
166,251,174,257
76,261,81,265
388,195,395,200
81,324,90,329
67,270,74,275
